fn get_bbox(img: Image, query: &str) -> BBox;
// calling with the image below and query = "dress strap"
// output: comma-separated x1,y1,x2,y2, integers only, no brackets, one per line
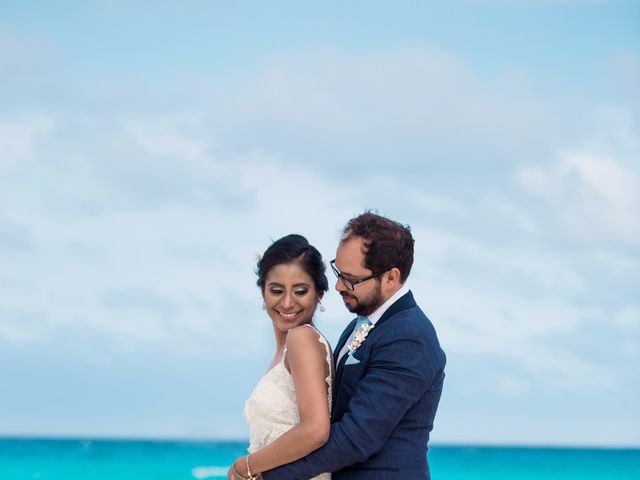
303,324,333,391
282,324,329,365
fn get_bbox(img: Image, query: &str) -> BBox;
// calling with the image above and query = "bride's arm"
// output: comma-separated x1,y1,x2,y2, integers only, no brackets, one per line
233,325,331,477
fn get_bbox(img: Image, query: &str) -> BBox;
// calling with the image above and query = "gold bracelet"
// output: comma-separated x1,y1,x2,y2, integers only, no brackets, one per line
232,459,257,480
232,463,250,480
246,454,257,480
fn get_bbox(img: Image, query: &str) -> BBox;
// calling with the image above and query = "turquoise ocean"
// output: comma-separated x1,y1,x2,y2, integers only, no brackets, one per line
1,438,639,480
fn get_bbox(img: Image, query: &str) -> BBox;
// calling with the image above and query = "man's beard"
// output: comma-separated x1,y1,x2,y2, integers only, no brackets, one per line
342,283,384,316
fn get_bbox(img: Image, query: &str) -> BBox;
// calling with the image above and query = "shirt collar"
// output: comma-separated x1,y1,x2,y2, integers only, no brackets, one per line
367,283,410,325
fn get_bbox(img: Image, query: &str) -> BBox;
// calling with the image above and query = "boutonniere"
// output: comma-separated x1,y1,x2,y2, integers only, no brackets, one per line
348,323,374,354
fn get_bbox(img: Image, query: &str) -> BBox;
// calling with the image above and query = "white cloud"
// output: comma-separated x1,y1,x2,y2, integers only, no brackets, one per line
124,113,212,160
0,36,638,442
517,151,640,245
0,114,54,172
204,47,557,171
0,111,360,359
2,103,637,394
412,234,635,390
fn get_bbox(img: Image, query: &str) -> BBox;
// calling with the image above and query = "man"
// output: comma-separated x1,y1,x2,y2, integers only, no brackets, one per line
261,211,446,479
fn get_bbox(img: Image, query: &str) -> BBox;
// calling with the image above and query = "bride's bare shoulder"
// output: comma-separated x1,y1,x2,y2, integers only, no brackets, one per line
285,324,323,346
284,324,331,358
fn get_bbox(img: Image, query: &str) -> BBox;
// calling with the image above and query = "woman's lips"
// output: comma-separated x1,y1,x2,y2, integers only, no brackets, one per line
277,310,301,321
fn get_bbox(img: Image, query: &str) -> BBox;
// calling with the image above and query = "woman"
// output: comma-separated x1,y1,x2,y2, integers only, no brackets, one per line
228,234,334,480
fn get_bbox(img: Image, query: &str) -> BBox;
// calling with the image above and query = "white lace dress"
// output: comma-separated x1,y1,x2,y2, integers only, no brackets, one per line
244,324,333,480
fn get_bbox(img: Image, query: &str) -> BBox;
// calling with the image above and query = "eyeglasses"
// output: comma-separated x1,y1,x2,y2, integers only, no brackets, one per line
330,259,382,291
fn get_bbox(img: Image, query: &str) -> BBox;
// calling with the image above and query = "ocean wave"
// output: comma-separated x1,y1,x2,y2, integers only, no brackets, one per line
192,466,229,479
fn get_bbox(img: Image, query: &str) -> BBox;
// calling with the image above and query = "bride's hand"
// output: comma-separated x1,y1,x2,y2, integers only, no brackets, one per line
228,457,258,479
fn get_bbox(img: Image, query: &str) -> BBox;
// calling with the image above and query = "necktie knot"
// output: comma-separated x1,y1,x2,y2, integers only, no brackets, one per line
355,316,371,329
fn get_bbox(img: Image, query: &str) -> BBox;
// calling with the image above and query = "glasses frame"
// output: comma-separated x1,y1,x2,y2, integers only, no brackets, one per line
330,259,383,291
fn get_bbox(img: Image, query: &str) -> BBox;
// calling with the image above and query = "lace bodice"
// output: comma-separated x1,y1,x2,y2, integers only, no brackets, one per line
244,324,332,480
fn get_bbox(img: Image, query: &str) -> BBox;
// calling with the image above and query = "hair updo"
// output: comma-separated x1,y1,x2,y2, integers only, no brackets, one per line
256,234,329,294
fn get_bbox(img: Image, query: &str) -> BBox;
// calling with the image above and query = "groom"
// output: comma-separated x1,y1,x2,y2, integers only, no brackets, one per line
262,211,446,479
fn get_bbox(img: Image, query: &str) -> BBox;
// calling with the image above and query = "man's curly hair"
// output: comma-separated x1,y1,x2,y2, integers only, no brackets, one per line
341,210,414,283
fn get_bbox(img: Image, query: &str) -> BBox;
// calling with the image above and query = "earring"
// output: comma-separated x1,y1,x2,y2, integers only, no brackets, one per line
319,302,326,313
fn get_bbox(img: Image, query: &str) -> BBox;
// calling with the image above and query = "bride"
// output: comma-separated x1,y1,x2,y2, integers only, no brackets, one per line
228,234,334,480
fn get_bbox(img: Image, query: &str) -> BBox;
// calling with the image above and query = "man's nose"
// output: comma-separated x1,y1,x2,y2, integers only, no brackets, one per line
335,277,347,292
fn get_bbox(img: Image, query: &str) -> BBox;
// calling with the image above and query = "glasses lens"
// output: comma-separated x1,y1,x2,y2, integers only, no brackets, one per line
331,261,354,290
330,261,339,278
344,277,355,291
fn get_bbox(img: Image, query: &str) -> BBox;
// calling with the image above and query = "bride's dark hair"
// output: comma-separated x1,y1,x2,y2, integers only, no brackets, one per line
256,234,328,294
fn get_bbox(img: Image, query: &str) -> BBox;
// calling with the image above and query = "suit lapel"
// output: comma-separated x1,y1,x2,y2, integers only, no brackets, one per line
333,291,417,396
333,290,415,363
374,290,416,328
333,318,357,388
333,318,357,366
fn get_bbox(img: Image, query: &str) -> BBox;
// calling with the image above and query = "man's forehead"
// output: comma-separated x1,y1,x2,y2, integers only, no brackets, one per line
337,236,364,253
336,237,368,270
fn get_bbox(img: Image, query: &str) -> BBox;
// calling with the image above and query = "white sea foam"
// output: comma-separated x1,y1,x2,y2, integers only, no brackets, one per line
191,466,228,479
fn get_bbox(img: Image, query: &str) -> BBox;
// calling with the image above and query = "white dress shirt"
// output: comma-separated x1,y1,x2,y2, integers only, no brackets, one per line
337,283,410,362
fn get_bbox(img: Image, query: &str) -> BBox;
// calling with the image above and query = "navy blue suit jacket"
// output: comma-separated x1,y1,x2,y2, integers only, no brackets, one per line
262,291,446,479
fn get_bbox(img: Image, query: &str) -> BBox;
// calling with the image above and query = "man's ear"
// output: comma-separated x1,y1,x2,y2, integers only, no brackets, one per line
384,267,402,287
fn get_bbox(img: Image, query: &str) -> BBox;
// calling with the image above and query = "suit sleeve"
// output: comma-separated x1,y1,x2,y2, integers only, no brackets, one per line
261,331,434,479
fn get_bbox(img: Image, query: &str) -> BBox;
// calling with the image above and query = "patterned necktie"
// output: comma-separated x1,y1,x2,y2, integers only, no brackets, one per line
351,316,371,339
343,315,371,356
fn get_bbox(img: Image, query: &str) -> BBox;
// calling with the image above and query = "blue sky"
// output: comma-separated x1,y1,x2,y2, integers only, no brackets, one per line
0,0,639,446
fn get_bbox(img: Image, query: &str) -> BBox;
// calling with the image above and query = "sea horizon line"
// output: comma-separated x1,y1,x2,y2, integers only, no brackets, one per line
1,434,638,451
